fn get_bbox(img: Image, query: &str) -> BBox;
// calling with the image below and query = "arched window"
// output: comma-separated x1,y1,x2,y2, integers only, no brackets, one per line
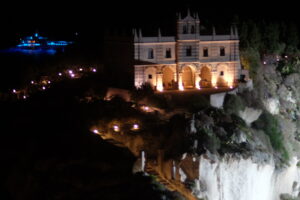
165,48,172,58
183,25,187,34
220,47,225,56
148,48,154,59
203,47,208,57
191,25,195,34
186,46,192,56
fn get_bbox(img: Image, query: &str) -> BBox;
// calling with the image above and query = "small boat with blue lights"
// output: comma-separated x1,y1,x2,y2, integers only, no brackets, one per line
17,33,72,49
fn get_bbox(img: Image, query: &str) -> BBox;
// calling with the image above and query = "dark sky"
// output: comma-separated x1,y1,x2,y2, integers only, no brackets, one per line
0,1,299,48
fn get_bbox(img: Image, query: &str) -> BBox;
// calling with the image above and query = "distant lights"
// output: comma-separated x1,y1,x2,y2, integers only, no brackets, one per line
30,80,35,84
23,95,27,99
68,70,73,74
47,80,51,84
70,73,75,78
58,72,62,76
143,106,149,111
113,125,120,132
132,124,139,130
12,89,16,93
263,61,267,65
92,129,99,134
42,86,46,90
229,86,233,89
79,68,83,71
92,68,97,72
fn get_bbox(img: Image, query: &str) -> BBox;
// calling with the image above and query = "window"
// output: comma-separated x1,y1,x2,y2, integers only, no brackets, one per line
165,48,172,58
220,47,225,56
191,25,195,34
148,48,154,59
203,47,208,57
186,46,192,56
220,71,224,76
148,74,152,79
183,25,187,34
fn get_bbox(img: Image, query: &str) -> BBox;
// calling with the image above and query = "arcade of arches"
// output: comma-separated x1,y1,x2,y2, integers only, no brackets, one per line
144,64,233,90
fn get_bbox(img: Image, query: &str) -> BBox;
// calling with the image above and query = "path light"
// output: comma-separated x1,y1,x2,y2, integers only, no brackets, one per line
68,70,73,74
31,80,35,84
47,80,51,84
92,68,97,72
179,84,184,91
12,89,16,93
23,95,27,99
132,124,139,130
92,129,99,134
143,106,149,111
42,86,46,90
70,74,75,78
113,125,119,132
58,72,62,76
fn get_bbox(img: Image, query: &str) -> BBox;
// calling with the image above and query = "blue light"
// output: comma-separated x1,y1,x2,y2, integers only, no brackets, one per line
34,33,38,37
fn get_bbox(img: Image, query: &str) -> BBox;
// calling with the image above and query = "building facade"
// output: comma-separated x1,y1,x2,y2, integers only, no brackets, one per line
134,11,241,91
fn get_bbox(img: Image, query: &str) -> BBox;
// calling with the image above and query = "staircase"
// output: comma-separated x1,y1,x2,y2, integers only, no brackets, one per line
145,163,198,200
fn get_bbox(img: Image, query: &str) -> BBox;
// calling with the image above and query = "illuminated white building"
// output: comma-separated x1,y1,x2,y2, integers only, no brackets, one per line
133,10,241,91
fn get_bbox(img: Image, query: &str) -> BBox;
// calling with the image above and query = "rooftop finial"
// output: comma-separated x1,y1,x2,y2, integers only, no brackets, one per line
187,8,191,17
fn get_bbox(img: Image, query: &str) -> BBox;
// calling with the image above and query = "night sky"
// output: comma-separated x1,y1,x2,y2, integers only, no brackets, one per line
1,1,299,49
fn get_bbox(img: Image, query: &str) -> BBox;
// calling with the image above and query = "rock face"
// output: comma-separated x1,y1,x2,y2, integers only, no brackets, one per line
192,154,300,200
238,107,262,126
210,92,226,108
263,98,280,115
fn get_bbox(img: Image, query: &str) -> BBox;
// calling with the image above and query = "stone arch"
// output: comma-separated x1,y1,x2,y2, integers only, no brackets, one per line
182,65,195,89
144,67,157,88
216,64,228,87
162,66,175,90
200,66,212,88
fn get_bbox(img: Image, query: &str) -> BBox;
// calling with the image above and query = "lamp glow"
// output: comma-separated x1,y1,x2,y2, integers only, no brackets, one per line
113,125,119,132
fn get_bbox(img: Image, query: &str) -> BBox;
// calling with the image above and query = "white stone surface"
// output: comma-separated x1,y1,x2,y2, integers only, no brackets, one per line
195,155,300,200
238,107,262,126
210,92,226,108
263,98,280,115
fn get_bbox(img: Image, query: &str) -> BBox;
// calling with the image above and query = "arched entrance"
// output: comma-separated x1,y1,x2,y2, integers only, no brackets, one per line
163,67,174,90
200,66,211,88
144,67,157,88
182,66,194,88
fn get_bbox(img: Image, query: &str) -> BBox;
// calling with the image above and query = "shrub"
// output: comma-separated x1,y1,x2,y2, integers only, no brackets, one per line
130,83,154,102
253,112,289,162
223,94,246,115
187,95,210,112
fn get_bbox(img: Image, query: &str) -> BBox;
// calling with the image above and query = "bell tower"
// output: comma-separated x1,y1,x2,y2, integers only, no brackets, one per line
176,9,200,40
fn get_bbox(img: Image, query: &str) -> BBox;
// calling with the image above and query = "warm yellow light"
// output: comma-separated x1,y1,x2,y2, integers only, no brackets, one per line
179,84,184,91
79,68,83,71
113,125,120,132
144,106,149,111
132,124,139,130
157,85,163,92
93,129,99,134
